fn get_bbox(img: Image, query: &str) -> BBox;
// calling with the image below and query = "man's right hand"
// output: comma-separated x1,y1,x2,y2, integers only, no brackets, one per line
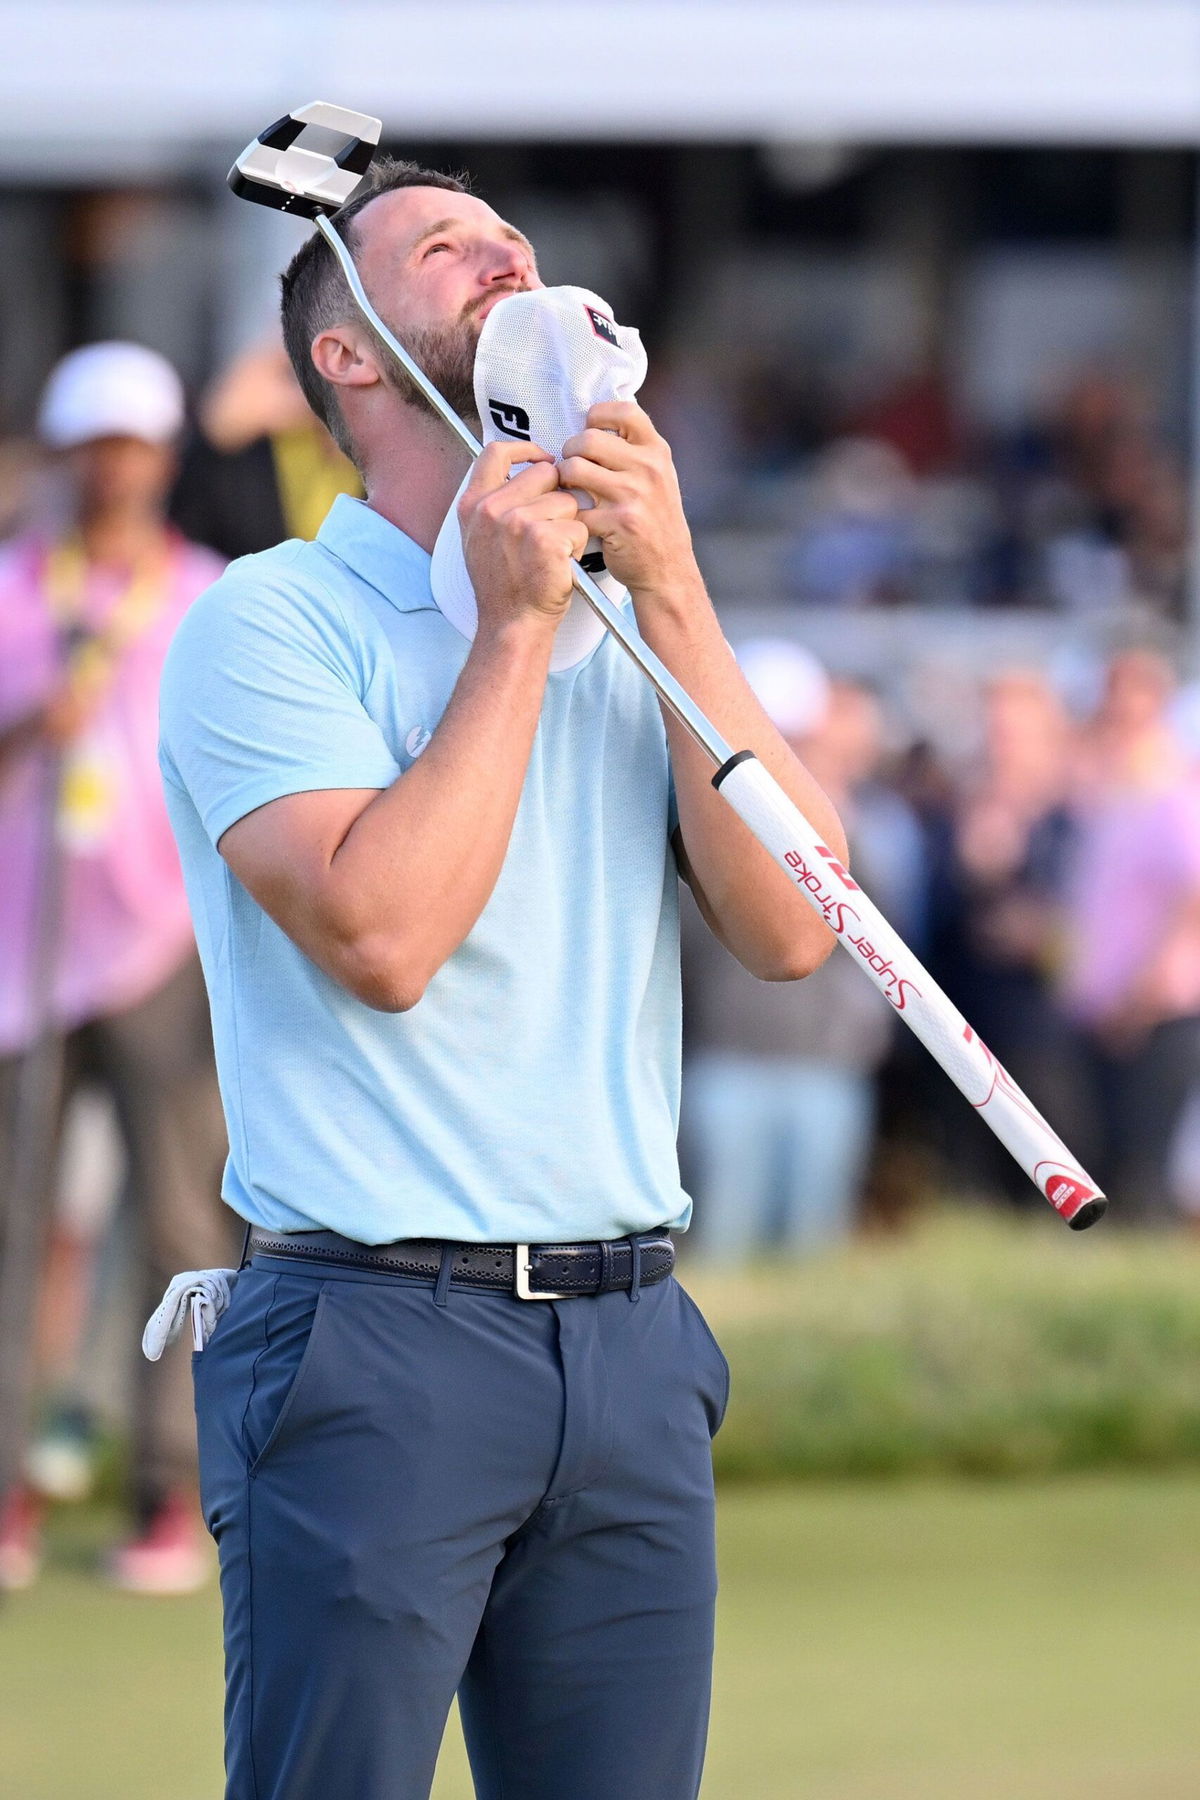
458,443,589,633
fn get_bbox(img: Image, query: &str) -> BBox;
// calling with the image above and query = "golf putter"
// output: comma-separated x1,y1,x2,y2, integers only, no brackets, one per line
228,102,1107,1230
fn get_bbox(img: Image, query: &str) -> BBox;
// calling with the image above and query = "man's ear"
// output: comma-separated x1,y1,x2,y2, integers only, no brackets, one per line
311,325,382,393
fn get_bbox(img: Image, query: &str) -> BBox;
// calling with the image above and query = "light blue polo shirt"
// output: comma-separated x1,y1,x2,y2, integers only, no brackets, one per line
159,494,689,1245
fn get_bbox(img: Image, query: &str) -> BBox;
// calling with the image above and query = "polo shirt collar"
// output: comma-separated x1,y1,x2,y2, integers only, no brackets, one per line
316,494,434,615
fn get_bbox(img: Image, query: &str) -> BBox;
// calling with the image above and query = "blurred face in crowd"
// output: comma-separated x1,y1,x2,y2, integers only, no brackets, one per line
1101,650,1174,736
346,186,542,422
1058,370,1140,449
823,681,884,787
798,680,884,793
983,674,1070,788
65,434,176,520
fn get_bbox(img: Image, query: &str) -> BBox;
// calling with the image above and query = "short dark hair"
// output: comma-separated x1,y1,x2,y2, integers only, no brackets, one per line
280,156,471,459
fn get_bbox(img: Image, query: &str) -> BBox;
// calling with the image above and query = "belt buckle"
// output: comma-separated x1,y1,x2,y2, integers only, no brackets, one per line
514,1244,572,1301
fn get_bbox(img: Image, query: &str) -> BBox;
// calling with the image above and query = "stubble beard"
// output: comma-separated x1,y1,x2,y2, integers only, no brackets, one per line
380,314,480,434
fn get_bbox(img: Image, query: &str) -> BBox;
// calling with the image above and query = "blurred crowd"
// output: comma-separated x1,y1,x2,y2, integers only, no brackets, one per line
683,637,1200,1258
0,338,359,1596
1,324,1199,1600
662,358,1190,618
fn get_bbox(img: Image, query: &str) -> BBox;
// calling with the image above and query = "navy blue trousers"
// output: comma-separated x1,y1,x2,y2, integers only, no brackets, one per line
194,1253,730,1800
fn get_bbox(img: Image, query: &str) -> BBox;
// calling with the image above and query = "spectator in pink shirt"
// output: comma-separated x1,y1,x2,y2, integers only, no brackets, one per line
1060,650,1200,1221
0,343,232,1591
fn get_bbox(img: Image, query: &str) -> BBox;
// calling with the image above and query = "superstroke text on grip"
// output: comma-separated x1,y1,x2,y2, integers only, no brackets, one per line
712,751,1106,1230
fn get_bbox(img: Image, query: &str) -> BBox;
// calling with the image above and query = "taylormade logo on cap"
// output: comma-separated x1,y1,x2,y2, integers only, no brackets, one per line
431,287,648,674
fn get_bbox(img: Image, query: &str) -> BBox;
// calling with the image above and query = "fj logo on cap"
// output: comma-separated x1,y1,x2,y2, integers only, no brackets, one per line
585,307,619,347
487,398,531,440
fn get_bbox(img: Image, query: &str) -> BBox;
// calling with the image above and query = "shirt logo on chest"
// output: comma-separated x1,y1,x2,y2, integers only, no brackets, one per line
405,725,432,758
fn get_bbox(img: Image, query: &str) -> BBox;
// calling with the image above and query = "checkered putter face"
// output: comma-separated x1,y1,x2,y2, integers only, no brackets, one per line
228,102,381,218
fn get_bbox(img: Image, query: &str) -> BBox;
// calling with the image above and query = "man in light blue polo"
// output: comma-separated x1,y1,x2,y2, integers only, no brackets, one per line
159,158,845,1800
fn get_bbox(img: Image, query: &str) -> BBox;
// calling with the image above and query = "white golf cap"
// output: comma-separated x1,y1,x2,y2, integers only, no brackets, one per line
736,637,831,737
37,341,186,450
430,286,647,673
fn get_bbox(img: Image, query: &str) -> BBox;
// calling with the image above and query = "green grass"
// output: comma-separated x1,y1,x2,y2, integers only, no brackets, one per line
3,1475,1199,1799
686,1211,1200,1479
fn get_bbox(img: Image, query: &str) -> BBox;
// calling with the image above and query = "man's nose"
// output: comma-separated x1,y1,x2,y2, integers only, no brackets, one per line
480,239,532,286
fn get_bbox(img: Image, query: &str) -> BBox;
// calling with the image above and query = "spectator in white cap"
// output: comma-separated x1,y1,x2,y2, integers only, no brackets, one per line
0,341,232,1594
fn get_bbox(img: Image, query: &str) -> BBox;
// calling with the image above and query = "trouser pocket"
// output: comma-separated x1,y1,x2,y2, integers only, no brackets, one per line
676,1282,732,1437
242,1278,330,1475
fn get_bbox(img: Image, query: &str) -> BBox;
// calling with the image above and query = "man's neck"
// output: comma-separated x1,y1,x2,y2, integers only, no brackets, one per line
360,408,474,553
75,507,169,570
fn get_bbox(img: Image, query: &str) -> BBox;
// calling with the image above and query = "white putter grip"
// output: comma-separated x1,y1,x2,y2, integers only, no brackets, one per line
714,754,1107,1229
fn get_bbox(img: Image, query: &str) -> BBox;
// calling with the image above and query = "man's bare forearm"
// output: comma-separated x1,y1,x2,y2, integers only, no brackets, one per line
328,619,555,1001
223,617,556,1011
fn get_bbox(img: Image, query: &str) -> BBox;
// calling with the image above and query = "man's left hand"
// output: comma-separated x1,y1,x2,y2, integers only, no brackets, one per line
558,402,700,607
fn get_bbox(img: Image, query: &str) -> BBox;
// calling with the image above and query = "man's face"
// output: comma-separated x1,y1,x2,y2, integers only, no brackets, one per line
349,186,541,425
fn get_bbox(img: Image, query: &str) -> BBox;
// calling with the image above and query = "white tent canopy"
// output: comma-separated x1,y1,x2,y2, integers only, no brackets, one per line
0,0,1198,176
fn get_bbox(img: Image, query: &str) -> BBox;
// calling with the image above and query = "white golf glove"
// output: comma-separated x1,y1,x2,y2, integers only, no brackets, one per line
142,1268,239,1360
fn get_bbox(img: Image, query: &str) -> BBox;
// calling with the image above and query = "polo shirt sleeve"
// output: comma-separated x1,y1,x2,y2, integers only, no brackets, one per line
159,552,402,847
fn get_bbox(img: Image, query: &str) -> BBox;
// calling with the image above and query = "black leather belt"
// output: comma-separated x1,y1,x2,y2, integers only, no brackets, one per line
246,1226,675,1299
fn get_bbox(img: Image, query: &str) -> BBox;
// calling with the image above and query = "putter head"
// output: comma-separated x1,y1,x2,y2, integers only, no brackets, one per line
228,101,382,218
